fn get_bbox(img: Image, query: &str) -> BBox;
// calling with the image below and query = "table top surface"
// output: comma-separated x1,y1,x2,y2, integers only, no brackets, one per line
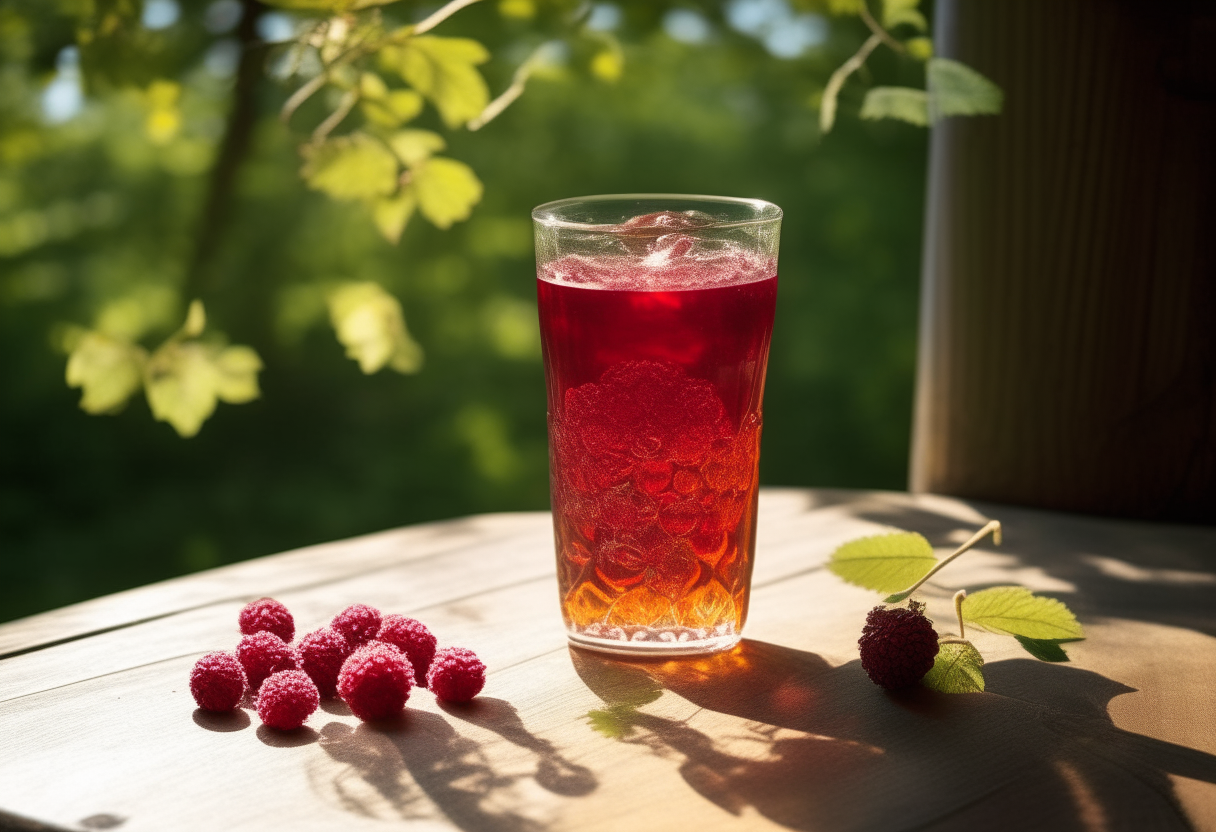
3,488,1216,832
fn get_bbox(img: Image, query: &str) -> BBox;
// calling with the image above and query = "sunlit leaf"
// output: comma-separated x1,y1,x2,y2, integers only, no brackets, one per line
826,0,865,14
962,587,1084,640
301,133,399,202
498,0,536,19
927,58,1003,121
389,129,445,166
922,640,984,693
860,87,928,127
827,531,937,594
383,36,490,128
181,299,206,338
905,37,933,60
359,72,389,100
881,0,926,31
371,190,417,244
261,0,399,10
327,281,423,374
362,89,425,127
212,345,263,403
65,330,148,414
1014,636,1082,663
413,157,482,229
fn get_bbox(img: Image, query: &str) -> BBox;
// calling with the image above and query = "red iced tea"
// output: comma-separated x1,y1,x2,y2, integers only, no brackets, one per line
538,232,777,653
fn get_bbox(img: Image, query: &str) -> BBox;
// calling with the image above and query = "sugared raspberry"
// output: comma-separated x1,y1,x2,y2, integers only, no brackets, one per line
238,597,294,643
858,602,940,690
189,651,247,712
426,647,485,703
332,604,382,648
298,627,351,698
237,631,300,690
256,670,319,730
337,642,413,721
377,615,437,685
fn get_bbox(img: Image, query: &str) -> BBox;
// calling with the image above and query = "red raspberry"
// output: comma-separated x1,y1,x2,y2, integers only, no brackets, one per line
332,604,382,648
189,651,247,712
338,642,414,721
256,670,319,730
858,603,940,690
376,615,437,686
426,647,485,703
298,627,352,698
238,597,294,643
237,631,300,690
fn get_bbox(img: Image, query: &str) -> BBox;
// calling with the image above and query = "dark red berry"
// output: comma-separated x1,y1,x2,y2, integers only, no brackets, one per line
257,670,319,730
238,597,295,643
189,651,247,712
338,642,413,721
426,647,485,703
858,603,939,690
332,604,382,648
376,615,437,686
237,631,300,690
298,627,352,698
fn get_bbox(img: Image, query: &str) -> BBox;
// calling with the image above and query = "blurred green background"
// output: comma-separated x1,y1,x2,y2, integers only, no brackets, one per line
0,0,926,624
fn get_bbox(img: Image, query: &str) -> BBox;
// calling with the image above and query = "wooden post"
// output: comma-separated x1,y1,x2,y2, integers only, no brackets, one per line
911,0,1216,522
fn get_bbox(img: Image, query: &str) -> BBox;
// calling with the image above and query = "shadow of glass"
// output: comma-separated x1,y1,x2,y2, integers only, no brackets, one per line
192,707,251,732
571,640,1216,831
313,700,598,829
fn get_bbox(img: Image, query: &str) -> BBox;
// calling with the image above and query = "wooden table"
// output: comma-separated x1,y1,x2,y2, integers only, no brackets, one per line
3,488,1215,831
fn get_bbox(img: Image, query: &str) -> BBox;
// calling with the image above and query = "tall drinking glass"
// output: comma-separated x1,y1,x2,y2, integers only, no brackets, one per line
534,195,782,656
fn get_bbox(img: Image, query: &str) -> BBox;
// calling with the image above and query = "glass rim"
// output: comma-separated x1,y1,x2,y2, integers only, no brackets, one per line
532,193,783,231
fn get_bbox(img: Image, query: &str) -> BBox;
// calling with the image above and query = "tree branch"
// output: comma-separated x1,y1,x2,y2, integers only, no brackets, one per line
413,0,483,35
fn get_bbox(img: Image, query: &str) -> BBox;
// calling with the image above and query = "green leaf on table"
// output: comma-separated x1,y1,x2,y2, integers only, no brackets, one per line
1014,636,1083,663
372,190,417,244
327,281,423,374
881,0,927,31
65,330,148,414
827,531,937,594
145,341,263,437
302,133,399,202
922,640,985,693
413,157,483,229
860,87,928,127
383,36,490,129
389,129,446,166
927,58,1003,121
961,587,1084,640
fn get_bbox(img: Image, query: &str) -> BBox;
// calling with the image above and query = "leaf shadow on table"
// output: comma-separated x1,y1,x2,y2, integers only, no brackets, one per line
821,491,1216,639
571,641,1216,832
308,697,597,830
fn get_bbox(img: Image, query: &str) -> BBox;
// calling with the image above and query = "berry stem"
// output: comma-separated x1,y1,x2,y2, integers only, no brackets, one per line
954,589,967,638
883,520,1002,603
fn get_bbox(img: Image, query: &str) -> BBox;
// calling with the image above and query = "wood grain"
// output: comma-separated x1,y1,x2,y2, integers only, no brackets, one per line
911,0,1216,522
2,489,1215,832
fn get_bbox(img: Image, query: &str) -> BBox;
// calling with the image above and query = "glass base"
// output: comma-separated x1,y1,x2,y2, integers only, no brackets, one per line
566,624,742,657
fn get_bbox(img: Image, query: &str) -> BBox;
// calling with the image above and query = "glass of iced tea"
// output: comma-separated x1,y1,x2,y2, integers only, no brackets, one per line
534,194,781,656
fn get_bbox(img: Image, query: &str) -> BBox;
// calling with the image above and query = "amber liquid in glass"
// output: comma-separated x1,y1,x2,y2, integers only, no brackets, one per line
538,244,777,653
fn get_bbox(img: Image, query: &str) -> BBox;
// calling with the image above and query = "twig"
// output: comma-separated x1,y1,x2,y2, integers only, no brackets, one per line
883,520,1002,603
281,72,327,124
858,3,905,54
819,33,882,133
468,43,549,131
311,89,358,144
413,0,482,35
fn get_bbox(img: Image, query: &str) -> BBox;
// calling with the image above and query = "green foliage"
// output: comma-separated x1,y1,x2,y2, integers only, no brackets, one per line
302,132,400,202
65,330,147,414
881,0,927,32
828,531,937,593
382,35,491,129
1014,636,1082,663
327,281,423,374
413,156,483,228
922,640,985,693
961,587,1085,641
860,87,927,127
926,58,1003,121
